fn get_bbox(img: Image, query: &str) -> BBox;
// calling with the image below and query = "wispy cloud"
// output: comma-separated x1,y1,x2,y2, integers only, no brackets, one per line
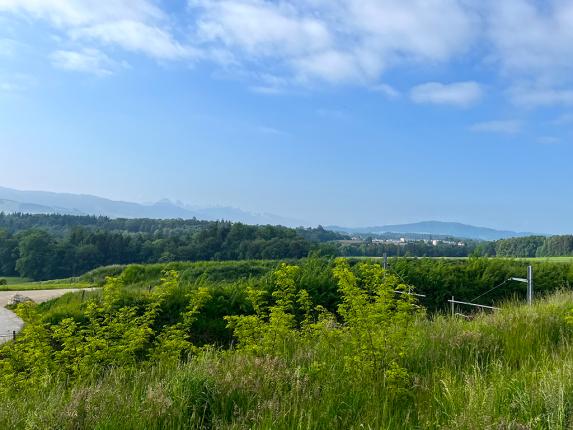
469,120,522,134
0,0,194,64
191,0,476,85
371,83,400,99
485,1,573,108
509,85,573,108
0,74,34,92
3,0,573,112
410,81,483,107
486,1,573,81
50,48,119,76
70,21,197,61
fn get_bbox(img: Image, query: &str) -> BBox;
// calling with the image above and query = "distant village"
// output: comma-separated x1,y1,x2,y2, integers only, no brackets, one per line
343,237,466,247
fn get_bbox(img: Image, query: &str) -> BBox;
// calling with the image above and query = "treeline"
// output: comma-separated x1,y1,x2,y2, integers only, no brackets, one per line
473,235,573,258
7,213,572,282
0,221,333,280
0,213,475,281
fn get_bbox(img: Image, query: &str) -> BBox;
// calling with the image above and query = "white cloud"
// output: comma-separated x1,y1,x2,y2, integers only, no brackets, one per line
4,0,573,108
509,85,573,108
190,0,477,85
410,81,483,107
371,83,400,98
193,0,331,57
484,1,573,107
469,120,522,134
0,0,164,28
486,0,573,80
0,0,191,62
50,48,118,76
293,50,364,83
71,21,196,60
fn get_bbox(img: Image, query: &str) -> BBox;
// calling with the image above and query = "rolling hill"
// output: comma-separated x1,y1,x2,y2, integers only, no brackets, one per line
0,186,302,226
327,221,538,241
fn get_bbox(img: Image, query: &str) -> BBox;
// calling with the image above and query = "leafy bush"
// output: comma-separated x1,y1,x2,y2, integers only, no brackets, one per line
0,271,212,388
3,259,573,428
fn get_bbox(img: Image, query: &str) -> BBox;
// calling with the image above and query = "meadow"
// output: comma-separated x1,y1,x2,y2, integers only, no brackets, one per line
0,279,93,291
1,257,573,429
0,276,31,285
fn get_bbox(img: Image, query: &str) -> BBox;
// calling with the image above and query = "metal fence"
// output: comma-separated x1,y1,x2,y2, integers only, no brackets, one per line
0,331,17,341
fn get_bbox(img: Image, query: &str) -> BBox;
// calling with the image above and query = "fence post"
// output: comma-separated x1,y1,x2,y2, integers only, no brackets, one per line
451,296,454,317
12,330,16,341
527,265,533,306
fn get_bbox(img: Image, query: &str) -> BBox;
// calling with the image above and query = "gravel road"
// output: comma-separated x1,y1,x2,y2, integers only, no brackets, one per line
0,289,95,343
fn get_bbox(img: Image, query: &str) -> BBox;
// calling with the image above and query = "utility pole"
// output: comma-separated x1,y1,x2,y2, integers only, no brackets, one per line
383,252,388,270
527,265,533,306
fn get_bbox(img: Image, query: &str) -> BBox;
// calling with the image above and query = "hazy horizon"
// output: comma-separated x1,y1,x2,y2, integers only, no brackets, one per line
0,184,549,235
1,1,572,233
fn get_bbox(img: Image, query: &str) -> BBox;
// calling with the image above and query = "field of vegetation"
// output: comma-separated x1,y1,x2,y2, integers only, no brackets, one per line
1,257,573,428
0,279,93,291
0,276,30,285
0,214,479,282
6,214,573,287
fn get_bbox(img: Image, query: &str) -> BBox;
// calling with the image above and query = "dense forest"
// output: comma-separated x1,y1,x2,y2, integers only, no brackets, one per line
0,214,343,280
3,213,573,281
473,235,573,257
0,214,473,280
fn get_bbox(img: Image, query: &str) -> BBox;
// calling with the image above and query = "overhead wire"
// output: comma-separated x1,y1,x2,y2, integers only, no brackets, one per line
471,278,510,302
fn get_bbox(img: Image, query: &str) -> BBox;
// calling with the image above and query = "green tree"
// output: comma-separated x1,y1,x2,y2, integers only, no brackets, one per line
15,230,57,280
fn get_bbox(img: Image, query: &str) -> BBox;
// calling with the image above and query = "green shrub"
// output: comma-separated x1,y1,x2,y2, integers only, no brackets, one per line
3,259,573,428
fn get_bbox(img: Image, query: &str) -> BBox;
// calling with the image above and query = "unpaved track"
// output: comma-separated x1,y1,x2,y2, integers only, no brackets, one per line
0,289,96,343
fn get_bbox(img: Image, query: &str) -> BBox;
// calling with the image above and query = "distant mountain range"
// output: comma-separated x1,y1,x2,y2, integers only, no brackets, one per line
0,186,303,227
326,221,538,241
0,187,541,240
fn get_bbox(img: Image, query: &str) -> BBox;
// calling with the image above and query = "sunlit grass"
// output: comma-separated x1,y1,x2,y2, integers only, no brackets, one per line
0,279,93,291
0,277,32,285
2,289,573,428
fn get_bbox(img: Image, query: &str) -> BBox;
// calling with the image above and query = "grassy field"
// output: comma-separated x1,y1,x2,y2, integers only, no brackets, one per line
0,278,94,291
0,276,32,285
521,256,573,262
2,265,573,429
354,255,573,261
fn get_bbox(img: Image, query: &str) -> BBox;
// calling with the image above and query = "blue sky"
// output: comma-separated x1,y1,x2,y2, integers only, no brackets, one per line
1,0,572,233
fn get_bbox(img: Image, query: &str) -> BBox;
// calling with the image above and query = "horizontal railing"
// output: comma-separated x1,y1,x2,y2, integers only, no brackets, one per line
448,298,500,311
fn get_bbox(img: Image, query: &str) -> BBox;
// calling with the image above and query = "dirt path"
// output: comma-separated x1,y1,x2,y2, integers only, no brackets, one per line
0,289,96,344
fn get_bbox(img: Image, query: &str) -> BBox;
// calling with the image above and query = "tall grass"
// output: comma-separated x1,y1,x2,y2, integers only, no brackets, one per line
3,291,573,429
